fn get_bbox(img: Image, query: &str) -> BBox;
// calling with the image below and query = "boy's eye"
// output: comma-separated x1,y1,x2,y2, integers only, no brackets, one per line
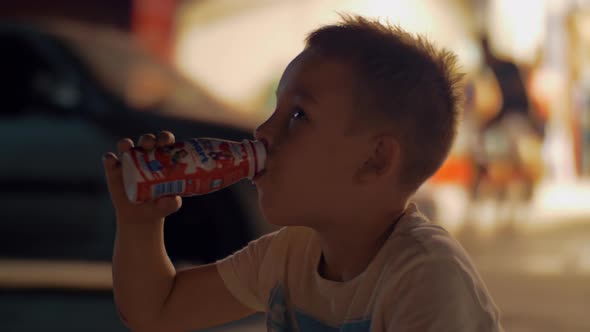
291,107,306,120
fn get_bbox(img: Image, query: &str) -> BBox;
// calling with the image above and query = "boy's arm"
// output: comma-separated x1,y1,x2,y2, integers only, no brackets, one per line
160,263,257,330
105,133,256,332
113,221,256,332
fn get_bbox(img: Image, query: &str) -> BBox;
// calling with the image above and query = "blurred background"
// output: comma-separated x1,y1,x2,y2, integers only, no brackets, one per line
0,0,589,331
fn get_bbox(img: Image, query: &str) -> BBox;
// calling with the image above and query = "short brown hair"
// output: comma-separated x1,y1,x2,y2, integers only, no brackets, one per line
305,14,464,193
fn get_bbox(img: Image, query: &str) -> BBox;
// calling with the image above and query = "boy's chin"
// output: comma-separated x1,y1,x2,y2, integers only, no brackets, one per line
263,212,300,227
258,194,312,227
260,207,304,227
267,218,297,227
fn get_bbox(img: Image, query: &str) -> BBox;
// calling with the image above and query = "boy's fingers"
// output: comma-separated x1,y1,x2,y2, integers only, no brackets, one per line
117,138,134,156
157,131,175,147
102,153,129,204
138,134,157,151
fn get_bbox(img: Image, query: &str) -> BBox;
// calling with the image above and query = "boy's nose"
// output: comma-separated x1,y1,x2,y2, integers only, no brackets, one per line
253,127,265,144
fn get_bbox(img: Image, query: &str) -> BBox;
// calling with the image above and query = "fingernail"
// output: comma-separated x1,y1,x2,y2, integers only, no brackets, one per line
102,153,113,162
140,134,156,141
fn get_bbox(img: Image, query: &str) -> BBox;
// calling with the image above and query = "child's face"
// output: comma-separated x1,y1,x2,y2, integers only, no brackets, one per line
254,51,372,227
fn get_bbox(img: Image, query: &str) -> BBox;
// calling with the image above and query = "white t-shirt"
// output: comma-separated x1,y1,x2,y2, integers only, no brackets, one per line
216,203,504,331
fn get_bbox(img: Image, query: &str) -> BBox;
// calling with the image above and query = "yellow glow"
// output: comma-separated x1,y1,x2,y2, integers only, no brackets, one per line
174,0,477,114
175,1,312,115
323,0,478,70
488,0,547,63
525,180,590,232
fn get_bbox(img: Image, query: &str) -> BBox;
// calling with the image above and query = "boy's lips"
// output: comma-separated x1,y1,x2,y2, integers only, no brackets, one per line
260,138,270,151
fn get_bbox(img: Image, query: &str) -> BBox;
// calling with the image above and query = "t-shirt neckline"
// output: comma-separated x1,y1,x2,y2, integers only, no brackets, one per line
312,204,418,290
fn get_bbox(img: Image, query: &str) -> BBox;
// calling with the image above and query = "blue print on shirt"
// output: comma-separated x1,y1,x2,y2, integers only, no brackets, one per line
267,284,371,332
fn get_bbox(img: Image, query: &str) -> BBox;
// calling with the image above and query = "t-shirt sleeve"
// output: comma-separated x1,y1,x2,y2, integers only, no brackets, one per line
215,230,278,312
381,257,503,332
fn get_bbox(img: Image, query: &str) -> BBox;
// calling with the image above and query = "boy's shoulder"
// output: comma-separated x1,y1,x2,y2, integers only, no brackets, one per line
381,203,484,286
374,203,476,276
268,225,315,242
257,226,316,255
377,205,503,328
395,203,460,255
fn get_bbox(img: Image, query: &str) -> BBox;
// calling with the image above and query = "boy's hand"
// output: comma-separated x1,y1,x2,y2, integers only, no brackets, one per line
103,131,182,224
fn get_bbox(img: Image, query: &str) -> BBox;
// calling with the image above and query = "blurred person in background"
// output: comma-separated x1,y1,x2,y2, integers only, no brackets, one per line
467,36,545,237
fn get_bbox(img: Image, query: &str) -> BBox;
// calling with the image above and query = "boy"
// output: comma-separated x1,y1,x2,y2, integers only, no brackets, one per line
103,15,504,332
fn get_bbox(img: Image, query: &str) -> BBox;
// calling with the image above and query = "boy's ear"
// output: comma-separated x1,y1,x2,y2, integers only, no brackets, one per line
356,135,400,183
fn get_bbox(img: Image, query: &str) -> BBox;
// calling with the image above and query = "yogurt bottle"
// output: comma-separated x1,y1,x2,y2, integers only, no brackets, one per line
121,138,266,203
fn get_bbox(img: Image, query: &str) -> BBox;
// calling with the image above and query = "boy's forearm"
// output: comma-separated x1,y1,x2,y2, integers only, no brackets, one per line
112,219,176,330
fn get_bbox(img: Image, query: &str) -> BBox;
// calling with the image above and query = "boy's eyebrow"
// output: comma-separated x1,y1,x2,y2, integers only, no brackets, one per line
275,87,318,104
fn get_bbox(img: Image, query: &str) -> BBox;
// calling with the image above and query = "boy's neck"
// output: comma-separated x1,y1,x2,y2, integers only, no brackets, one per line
315,204,407,283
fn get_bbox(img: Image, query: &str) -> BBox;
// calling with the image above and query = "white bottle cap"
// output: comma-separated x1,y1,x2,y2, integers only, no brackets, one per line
243,140,267,179
252,140,267,174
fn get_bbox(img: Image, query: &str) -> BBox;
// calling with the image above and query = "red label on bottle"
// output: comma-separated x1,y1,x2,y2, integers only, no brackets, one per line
125,138,254,202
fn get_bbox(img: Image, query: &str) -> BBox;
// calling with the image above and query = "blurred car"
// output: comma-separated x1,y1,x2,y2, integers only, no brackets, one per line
0,20,267,331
